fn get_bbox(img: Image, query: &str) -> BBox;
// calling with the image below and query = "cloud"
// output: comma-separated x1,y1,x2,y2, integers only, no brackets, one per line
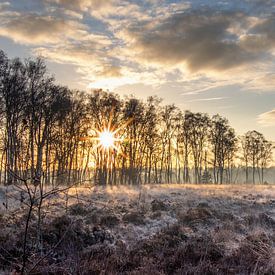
121,10,275,72
0,1,144,89
45,0,144,21
0,2,10,9
240,17,275,53
243,72,275,92
0,14,88,44
100,65,122,77
187,97,228,102
0,8,119,86
45,0,115,13
2,0,275,95
34,39,115,76
258,109,275,126
34,42,152,89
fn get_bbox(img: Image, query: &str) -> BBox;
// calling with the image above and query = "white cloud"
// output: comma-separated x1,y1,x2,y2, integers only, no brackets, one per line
258,109,275,126
187,97,228,103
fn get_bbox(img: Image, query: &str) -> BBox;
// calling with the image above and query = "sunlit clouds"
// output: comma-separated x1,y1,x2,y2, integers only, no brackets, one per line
258,109,275,126
1,0,275,139
1,1,275,90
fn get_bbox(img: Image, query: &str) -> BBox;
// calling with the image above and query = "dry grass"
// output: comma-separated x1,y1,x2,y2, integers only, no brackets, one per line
0,184,274,274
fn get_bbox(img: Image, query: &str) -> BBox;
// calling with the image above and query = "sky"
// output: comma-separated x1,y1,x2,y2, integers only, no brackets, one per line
0,0,275,140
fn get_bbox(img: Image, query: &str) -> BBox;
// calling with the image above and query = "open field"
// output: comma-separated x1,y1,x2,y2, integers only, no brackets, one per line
0,184,275,274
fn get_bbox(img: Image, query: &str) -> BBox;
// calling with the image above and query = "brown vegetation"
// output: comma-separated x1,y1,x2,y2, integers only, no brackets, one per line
0,184,274,274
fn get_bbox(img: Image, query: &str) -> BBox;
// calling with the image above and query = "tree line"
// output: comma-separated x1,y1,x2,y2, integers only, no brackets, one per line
0,50,273,185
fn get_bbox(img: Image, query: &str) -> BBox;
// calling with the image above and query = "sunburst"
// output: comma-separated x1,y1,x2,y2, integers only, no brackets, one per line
80,109,133,158
99,130,116,149
93,127,124,152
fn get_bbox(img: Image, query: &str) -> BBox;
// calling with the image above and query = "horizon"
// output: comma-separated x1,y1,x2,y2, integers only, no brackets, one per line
1,0,275,140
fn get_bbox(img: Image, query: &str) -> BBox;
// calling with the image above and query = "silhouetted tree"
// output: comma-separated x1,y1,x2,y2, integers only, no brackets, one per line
185,111,210,183
0,50,273,186
242,131,272,184
210,115,237,184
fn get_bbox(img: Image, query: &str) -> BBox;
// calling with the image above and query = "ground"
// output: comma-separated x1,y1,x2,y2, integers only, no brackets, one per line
0,184,275,274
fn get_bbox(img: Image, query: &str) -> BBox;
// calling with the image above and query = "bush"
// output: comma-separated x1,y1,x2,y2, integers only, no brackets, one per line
227,232,275,274
151,199,168,212
69,203,90,216
100,214,120,227
123,212,145,225
177,206,214,225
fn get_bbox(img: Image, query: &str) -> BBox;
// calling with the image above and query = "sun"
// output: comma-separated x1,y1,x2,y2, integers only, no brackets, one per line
79,108,133,158
99,130,115,149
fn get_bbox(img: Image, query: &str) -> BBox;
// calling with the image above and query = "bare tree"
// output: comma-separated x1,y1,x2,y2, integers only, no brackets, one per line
0,49,274,188
210,115,237,184
242,131,272,184
185,111,210,183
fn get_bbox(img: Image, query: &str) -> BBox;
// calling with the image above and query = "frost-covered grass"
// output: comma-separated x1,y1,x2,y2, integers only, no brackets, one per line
0,184,274,274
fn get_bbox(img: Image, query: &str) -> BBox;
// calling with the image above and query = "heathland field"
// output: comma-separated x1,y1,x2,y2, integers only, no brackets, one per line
0,184,274,274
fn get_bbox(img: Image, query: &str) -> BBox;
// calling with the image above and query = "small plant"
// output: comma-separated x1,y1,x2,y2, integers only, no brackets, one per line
123,211,145,225
69,203,90,216
100,214,120,227
151,199,168,212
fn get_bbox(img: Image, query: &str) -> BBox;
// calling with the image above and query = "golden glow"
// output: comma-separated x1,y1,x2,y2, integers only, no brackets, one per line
99,130,115,149
79,109,134,169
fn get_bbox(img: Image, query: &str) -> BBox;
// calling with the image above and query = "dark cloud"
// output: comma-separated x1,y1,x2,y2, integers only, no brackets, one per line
125,10,275,72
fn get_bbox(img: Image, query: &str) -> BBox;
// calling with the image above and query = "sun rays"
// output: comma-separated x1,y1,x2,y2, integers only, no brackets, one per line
80,109,133,167
98,130,115,149
93,127,123,152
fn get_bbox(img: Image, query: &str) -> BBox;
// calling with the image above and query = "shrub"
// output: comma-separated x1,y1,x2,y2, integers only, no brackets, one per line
151,199,168,212
69,203,90,216
100,214,120,227
123,212,145,225
177,206,214,225
227,232,275,274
